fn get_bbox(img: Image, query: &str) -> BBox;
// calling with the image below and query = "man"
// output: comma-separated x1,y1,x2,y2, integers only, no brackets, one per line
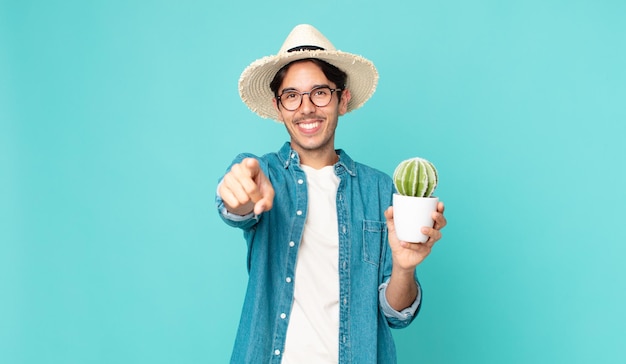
216,24,447,363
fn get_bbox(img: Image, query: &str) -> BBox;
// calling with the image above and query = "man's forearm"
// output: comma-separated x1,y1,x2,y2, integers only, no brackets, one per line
385,266,418,311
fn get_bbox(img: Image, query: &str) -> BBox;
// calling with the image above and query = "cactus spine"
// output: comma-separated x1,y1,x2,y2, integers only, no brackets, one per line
393,157,438,197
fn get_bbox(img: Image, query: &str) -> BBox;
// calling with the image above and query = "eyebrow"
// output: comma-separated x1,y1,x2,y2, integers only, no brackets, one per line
280,84,331,94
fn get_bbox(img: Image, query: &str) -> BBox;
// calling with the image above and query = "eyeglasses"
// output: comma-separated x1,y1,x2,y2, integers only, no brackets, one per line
276,86,342,111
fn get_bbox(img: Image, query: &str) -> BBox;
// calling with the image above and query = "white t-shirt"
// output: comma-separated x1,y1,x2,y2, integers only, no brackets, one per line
282,165,340,363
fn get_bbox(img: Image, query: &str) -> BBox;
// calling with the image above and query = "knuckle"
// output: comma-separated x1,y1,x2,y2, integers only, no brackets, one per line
222,173,235,187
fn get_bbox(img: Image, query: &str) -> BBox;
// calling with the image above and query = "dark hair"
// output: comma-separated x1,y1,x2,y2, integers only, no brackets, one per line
270,58,347,101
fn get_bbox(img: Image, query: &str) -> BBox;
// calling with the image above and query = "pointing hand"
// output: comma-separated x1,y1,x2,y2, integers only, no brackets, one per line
218,158,275,216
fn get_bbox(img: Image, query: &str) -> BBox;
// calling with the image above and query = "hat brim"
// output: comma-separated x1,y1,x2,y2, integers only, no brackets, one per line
239,50,378,121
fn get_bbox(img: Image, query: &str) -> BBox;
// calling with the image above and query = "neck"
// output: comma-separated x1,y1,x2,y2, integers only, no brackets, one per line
296,147,338,170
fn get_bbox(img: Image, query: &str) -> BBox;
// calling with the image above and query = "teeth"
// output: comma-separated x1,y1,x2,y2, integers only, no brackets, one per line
299,122,319,130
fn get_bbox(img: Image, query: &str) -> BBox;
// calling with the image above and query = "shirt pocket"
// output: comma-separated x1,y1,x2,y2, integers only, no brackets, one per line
362,220,386,267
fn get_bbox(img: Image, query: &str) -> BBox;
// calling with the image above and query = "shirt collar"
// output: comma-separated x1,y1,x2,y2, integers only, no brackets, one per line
278,142,357,177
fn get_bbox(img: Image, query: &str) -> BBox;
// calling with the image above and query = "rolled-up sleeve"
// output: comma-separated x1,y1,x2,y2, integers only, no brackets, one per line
215,181,259,228
378,278,421,328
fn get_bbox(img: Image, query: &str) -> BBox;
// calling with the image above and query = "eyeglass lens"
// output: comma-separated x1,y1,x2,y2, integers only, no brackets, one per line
279,87,336,111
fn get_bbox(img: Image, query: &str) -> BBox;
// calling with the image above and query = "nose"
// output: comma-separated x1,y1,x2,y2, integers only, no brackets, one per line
299,93,316,114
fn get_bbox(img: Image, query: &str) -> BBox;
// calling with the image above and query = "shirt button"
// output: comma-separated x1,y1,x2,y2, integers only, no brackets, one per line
291,152,296,158
280,313,286,319
343,298,347,305
289,241,295,247
296,210,302,216
297,179,303,184
275,349,281,356
286,277,292,283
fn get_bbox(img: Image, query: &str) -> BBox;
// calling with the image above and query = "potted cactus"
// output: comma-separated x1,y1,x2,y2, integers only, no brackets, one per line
392,157,439,243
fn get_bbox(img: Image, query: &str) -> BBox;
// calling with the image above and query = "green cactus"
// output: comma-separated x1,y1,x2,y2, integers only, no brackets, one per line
393,157,438,197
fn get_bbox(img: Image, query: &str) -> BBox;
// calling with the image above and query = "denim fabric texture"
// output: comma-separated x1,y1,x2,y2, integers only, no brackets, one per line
216,142,421,363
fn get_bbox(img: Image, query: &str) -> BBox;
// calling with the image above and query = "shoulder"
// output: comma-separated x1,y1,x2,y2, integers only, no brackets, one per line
354,161,394,190
337,149,393,186
355,161,391,179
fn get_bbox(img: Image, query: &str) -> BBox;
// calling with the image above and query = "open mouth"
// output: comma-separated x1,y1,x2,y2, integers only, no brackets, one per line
298,121,320,130
295,118,323,134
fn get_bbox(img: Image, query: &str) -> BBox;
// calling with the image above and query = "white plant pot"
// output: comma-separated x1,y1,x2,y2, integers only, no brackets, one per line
392,193,439,243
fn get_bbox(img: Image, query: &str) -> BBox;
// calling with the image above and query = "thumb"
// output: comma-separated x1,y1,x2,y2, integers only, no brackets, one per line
384,206,396,233
384,206,393,222
253,178,275,215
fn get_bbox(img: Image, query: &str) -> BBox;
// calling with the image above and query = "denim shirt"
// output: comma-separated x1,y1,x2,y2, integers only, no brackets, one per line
216,143,421,363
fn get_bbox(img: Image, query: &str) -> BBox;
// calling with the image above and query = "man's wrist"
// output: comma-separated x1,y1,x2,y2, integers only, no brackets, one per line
391,263,416,277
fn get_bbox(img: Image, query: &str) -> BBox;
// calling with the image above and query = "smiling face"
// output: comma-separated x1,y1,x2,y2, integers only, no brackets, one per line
272,60,351,168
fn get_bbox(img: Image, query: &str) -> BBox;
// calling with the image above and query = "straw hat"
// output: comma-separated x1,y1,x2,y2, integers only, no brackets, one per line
238,24,379,121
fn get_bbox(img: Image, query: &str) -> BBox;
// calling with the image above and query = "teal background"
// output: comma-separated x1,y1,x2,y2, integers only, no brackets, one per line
2,0,625,363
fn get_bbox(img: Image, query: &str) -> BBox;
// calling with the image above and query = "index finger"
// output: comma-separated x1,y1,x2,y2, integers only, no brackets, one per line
242,158,262,179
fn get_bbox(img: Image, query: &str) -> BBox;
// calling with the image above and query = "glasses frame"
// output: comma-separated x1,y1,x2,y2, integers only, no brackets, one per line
276,86,343,111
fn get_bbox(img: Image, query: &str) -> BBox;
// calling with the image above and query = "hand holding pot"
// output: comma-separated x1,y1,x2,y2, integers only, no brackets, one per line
384,202,447,269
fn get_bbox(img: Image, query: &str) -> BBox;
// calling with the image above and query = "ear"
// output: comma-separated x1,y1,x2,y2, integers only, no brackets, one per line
338,89,351,116
272,98,284,122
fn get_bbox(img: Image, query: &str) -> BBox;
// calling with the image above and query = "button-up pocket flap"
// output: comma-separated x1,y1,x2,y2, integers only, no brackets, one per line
363,220,386,266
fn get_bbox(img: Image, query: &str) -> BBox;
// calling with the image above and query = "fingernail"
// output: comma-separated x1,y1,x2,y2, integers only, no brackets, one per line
421,227,429,234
